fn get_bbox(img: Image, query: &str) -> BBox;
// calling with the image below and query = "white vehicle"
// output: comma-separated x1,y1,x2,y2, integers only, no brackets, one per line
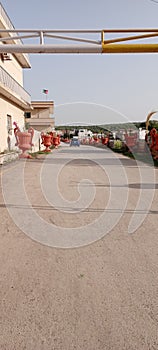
78,129,93,139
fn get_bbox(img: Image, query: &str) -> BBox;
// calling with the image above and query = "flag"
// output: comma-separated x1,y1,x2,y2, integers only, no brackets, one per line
43,89,48,94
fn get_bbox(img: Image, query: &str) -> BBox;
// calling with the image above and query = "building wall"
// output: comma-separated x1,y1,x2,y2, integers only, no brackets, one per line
31,130,45,152
30,108,51,119
25,102,55,132
0,50,23,85
0,4,31,154
0,97,25,152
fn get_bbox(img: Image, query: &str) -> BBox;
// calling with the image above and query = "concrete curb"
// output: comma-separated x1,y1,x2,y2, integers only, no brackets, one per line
0,152,19,165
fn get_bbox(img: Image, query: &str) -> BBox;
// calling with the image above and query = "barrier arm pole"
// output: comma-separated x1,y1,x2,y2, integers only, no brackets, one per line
1,29,158,54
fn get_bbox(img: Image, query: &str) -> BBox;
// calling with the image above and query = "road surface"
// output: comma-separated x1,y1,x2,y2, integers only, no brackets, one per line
0,143,158,350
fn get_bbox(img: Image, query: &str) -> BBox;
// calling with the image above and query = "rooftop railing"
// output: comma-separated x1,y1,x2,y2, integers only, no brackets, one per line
0,65,31,105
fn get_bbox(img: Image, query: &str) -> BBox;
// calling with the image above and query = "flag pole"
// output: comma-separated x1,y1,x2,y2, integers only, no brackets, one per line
42,89,49,101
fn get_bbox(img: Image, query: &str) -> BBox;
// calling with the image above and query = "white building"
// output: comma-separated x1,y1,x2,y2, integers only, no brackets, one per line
139,128,146,140
0,3,31,153
78,129,93,139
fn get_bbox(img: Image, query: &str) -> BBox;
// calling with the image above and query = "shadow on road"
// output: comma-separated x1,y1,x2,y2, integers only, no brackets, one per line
0,203,157,215
27,157,145,168
70,181,158,189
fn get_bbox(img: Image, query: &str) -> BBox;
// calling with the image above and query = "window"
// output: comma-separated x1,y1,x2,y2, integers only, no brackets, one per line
1,53,11,61
7,114,12,135
24,112,31,118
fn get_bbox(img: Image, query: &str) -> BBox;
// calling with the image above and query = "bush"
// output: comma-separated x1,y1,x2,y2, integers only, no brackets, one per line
113,140,123,149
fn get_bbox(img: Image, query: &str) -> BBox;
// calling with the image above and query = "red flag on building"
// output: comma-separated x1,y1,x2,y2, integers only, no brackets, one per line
43,89,48,94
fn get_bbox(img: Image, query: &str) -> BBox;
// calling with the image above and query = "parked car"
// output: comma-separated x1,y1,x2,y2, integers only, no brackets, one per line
70,136,80,147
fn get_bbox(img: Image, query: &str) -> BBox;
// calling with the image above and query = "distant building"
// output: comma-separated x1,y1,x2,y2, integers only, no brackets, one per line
0,3,31,152
25,101,55,132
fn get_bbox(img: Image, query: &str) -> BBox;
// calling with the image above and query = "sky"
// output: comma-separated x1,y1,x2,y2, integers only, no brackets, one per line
2,0,158,125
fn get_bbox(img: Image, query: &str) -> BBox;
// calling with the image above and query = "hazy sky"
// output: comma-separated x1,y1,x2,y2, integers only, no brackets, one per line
2,0,158,125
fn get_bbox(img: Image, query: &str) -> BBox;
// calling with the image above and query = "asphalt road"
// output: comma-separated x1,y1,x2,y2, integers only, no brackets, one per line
0,143,158,350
